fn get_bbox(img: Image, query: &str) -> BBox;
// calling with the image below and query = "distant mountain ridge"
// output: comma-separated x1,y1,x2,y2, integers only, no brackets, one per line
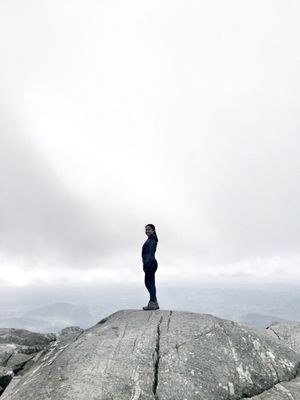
0,302,108,333
236,313,300,331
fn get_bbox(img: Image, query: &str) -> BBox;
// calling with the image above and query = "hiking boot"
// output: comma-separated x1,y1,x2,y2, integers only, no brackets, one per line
142,301,159,310
153,301,160,309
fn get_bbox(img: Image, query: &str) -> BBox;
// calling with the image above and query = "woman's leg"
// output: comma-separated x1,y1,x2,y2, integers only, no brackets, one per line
144,268,157,303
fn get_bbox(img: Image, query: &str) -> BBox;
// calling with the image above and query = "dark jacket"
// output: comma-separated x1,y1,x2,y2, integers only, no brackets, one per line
142,233,158,268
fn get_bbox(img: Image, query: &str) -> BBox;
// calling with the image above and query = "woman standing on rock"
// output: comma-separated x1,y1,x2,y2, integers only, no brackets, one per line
142,224,159,310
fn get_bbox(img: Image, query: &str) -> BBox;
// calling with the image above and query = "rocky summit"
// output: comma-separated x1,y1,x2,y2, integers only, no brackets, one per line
1,309,300,400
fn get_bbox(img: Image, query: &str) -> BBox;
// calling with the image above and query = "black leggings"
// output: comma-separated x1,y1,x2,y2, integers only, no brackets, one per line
144,262,158,302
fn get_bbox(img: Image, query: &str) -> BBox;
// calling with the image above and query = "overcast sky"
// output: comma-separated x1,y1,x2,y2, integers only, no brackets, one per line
0,0,300,291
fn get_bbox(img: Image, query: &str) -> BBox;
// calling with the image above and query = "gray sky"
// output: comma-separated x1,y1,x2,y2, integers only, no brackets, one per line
1,0,300,289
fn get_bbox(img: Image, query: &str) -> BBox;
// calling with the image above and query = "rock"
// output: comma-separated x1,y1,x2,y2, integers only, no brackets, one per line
266,322,300,354
0,367,14,392
0,328,56,396
6,353,34,372
1,309,300,400
0,328,56,348
248,376,300,399
57,326,84,338
0,328,56,370
247,321,300,399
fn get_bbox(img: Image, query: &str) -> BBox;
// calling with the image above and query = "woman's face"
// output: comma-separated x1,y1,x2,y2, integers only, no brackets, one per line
145,226,154,236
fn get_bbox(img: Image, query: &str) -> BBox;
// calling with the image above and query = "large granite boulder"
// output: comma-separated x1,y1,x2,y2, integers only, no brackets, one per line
1,309,300,400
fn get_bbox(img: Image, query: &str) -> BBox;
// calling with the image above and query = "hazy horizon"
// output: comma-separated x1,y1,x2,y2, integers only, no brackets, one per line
1,280,300,333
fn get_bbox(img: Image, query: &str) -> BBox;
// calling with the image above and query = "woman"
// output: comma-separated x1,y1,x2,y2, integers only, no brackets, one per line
141,224,159,310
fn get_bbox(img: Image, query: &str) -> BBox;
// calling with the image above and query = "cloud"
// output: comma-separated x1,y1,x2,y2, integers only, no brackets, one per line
0,107,137,269
0,1,300,287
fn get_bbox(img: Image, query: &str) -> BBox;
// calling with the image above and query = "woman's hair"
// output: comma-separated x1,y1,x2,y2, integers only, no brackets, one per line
145,224,159,242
